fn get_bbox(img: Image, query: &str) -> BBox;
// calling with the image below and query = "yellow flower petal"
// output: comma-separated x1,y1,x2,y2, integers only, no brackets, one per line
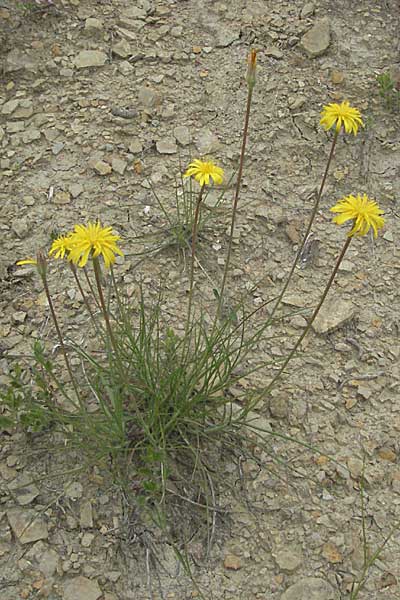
320,101,364,136
330,194,385,238
16,258,37,266
183,159,224,186
67,222,123,268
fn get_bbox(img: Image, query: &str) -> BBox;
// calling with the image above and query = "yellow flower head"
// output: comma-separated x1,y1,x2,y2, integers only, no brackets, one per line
49,234,73,260
330,194,385,238
16,258,37,266
67,222,123,269
184,159,224,187
320,100,364,135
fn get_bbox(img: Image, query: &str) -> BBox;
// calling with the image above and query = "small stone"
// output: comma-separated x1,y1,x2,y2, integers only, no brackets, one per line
12,218,30,239
118,60,134,75
12,311,27,325
74,50,108,69
80,501,94,528
224,554,242,570
69,184,83,198
52,142,64,156
0,126,5,141
269,395,288,419
39,548,59,576
378,448,397,462
216,28,239,48
111,157,127,175
194,128,220,154
274,545,303,572
138,86,160,108
129,139,143,154
14,100,34,119
300,2,315,18
347,457,363,479
7,510,48,544
331,70,344,84
22,128,41,144
265,47,284,59
156,139,177,154
64,481,83,499
322,542,343,563
93,160,112,175
301,18,331,58
53,191,71,205
312,296,355,334
1,99,19,115
81,532,95,547
84,17,103,36
63,576,102,600
8,473,39,505
383,231,393,242
113,39,132,58
281,577,338,600
174,125,191,146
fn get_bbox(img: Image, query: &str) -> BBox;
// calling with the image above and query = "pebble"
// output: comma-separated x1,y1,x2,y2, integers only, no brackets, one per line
223,554,242,570
111,157,127,175
80,501,94,528
63,576,102,600
156,138,177,154
312,296,355,334
194,128,220,154
274,544,303,572
300,2,315,18
69,183,84,198
112,39,132,58
74,50,108,69
84,17,104,36
322,542,343,563
8,473,39,505
53,191,71,205
174,125,191,146
7,509,48,544
281,577,338,599
93,160,112,175
347,457,363,479
138,85,160,109
301,17,331,58
64,481,83,499
265,47,284,60
129,139,143,154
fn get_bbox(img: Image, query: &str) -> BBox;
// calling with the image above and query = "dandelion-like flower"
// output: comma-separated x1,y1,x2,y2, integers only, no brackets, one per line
49,234,73,260
184,159,224,187
320,100,364,135
68,222,123,268
330,194,385,238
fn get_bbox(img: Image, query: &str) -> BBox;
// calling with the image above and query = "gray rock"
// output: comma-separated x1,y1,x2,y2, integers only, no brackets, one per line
11,218,30,239
74,50,108,69
93,160,112,175
69,184,84,198
156,138,177,154
312,296,355,334
1,99,19,115
111,157,127,175
0,126,5,141
64,481,83,499
112,39,132,58
216,28,239,48
274,544,303,572
118,60,134,75
80,501,94,528
52,142,64,155
265,47,284,60
301,2,315,18
63,576,102,600
138,86,160,108
7,509,48,544
129,139,143,154
39,548,60,576
8,473,39,504
194,128,220,154
22,128,41,144
281,577,338,600
301,18,331,58
53,191,71,205
174,125,191,146
5,49,39,73
84,17,104,36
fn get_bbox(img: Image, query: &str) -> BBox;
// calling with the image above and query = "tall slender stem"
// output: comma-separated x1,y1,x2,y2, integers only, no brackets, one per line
186,183,205,329
217,87,254,320
93,257,118,354
266,235,352,392
42,276,80,401
70,263,103,336
268,129,339,321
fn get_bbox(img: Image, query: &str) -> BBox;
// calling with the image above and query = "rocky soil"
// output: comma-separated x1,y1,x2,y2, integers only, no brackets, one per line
1,0,400,599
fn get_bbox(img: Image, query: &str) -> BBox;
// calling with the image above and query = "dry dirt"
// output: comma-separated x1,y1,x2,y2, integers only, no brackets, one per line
1,0,400,599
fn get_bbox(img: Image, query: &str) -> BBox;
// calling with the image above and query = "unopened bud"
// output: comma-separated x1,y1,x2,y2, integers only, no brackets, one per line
246,49,257,90
36,249,48,280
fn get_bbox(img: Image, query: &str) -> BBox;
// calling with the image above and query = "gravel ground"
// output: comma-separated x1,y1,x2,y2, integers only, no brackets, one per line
1,0,400,599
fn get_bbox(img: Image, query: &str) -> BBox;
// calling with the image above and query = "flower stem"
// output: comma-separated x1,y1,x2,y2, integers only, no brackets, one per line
41,274,80,401
69,262,103,336
268,129,339,321
186,183,205,328
92,257,118,354
217,86,254,320
266,235,352,392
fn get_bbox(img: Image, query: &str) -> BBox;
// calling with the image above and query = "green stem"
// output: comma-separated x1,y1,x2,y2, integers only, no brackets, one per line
70,262,103,336
217,87,254,320
268,129,339,320
186,183,205,329
92,257,118,354
41,275,80,401
266,235,352,391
